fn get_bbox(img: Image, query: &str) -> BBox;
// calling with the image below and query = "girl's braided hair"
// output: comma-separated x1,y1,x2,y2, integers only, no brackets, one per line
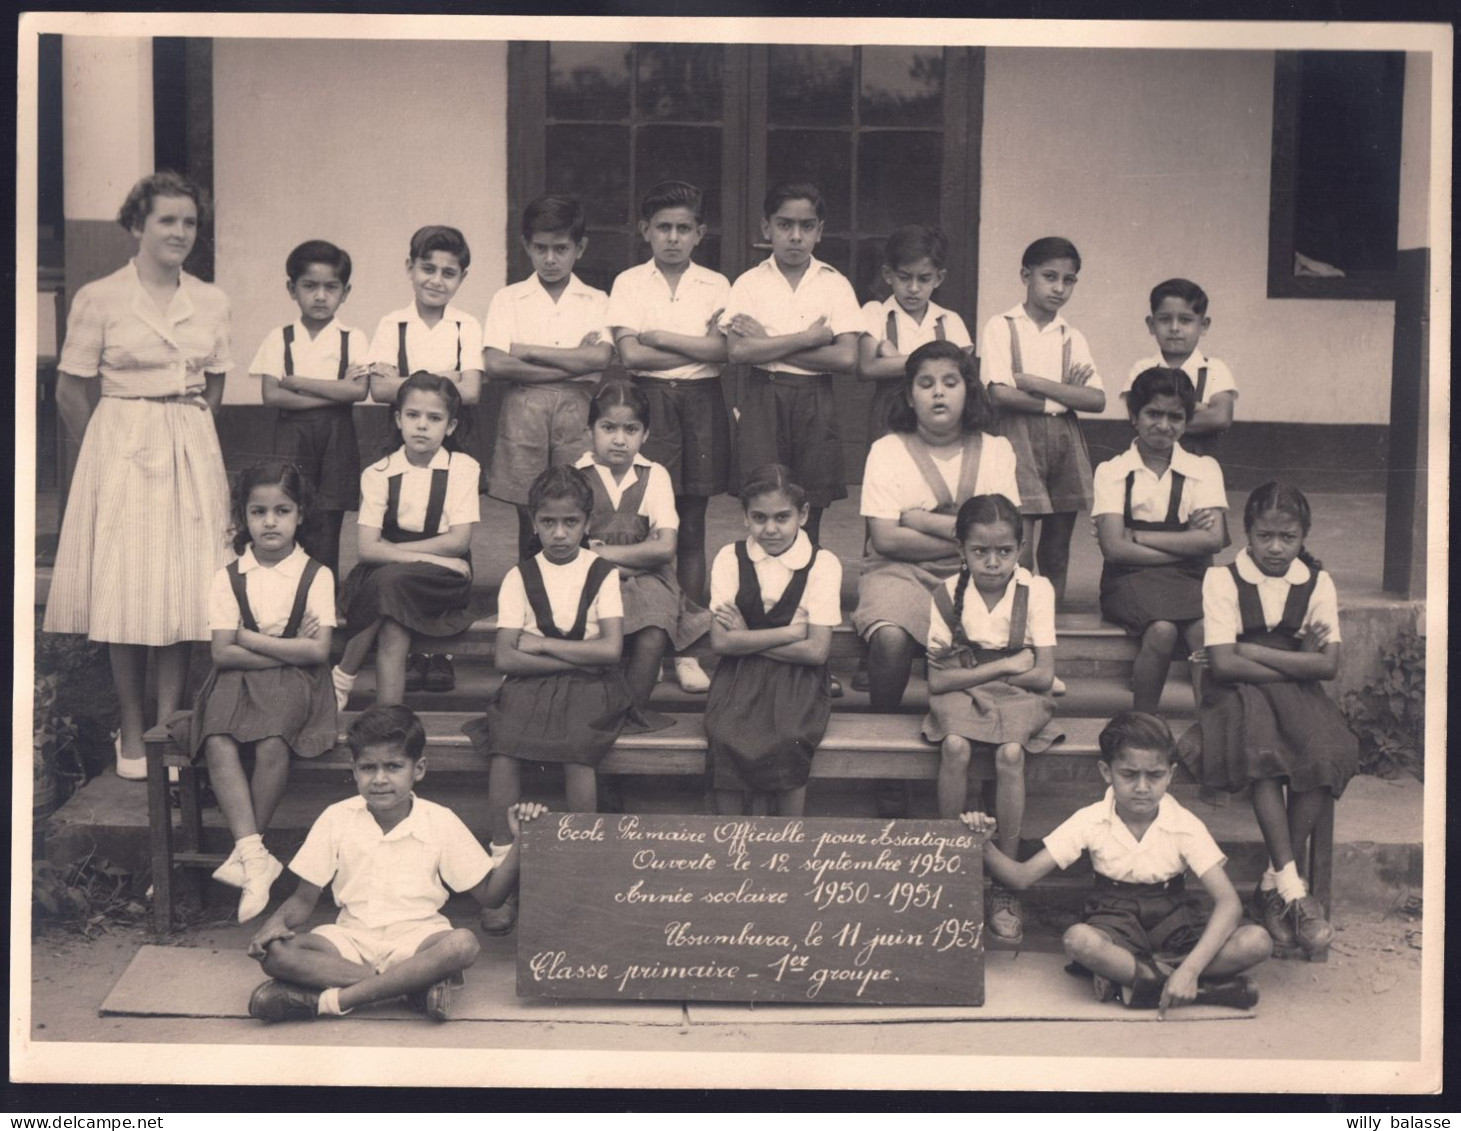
947,493,1022,645
1243,481,1323,571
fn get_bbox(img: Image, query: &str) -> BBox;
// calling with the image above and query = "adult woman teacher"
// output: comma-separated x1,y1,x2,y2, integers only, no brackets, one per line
44,172,232,780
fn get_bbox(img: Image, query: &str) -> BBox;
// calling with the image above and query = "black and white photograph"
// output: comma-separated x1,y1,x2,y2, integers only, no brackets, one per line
12,10,1448,1097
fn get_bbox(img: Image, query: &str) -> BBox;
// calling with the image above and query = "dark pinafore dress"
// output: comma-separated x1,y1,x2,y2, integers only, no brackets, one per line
1099,468,1209,634
586,465,710,651
1178,365,1221,460
172,557,337,761
852,431,984,648
273,326,360,512
868,309,946,441
1180,564,1358,798
463,555,656,766
338,452,474,640
921,578,1060,755
706,542,831,793
992,315,1094,515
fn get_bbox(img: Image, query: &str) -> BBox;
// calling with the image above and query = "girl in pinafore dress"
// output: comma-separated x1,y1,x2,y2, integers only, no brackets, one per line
331,373,480,709
466,467,658,931
1093,367,1228,715
706,464,844,817
924,494,1061,945
1181,483,1358,960
573,381,711,710
852,340,1021,712
170,460,337,923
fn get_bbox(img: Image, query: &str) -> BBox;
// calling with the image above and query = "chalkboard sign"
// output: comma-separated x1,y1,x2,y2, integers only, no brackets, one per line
517,814,987,1005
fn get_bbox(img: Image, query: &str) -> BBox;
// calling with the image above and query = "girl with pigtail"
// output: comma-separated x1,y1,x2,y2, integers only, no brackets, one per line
923,492,1062,946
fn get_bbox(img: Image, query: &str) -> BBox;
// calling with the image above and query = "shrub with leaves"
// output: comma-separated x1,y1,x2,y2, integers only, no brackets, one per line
1341,627,1425,781
34,629,117,784
32,855,147,937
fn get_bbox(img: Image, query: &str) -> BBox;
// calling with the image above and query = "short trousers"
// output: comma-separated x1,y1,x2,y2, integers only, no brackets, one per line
1081,876,1205,965
311,914,454,973
488,381,594,505
735,368,847,507
632,374,730,497
997,412,1093,515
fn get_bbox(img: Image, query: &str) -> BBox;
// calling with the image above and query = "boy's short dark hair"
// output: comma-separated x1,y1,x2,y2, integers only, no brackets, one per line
883,225,948,270
347,705,427,762
641,180,704,223
1098,711,1176,765
286,239,353,286
523,195,587,242
763,181,826,222
409,225,471,270
1021,236,1081,273
1128,366,1197,421
1149,277,1209,316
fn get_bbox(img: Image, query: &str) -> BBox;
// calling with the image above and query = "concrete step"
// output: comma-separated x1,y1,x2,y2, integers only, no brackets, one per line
43,768,1424,914
348,668,1197,720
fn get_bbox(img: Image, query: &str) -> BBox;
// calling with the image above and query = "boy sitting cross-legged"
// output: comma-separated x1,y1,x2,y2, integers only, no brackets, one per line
962,711,1270,1015
246,705,544,1023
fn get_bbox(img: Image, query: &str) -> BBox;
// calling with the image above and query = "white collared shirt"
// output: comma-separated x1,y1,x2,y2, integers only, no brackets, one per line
357,447,482,534
482,274,611,383
926,567,1057,655
1203,549,1341,647
859,431,1022,520
1044,789,1227,884
860,297,972,354
1091,441,1227,521
708,531,843,628
248,318,370,381
607,260,732,381
722,256,864,376
59,260,232,397
497,549,624,640
365,303,484,384
290,795,494,929
207,544,336,635
1123,350,1238,406
573,452,679,532
978,303,1103,415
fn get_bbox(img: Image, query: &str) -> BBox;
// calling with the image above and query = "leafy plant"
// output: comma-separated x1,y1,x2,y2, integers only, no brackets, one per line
34,630,117,784
1341,626,1425,781
33,670,88,811
32,854,147,936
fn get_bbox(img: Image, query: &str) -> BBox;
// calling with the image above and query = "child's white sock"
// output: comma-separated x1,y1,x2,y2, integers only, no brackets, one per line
1274,861,1306,903
331,666,357,695
317,987,348,1016
237,833,266,859
489,843,512,859
1260,868,1279,892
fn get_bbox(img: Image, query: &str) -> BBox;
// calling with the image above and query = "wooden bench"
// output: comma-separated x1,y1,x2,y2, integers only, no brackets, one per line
143,711,1333,946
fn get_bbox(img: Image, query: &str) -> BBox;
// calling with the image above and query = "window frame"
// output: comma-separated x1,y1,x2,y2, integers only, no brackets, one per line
1266,50,1402,302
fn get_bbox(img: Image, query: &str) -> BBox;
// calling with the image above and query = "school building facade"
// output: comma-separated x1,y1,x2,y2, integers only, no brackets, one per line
40,32,1437,598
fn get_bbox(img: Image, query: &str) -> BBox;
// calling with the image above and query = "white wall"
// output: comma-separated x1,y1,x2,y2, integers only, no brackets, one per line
213,39,508,403
978,48,1394,426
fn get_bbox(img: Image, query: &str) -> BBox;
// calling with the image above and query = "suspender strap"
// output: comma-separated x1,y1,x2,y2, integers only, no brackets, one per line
1004,316,1023,375
1007,582,1029,652
932,582,959,639
455,322,462,370
1195,365,1208,403
338,329,350,380
282,325,295,378
281,558,323,638
518,555,615,640
397,322,410,377
1229,562,1268,639
733,541,815,629
226,560,260,633
1060,331,1072,384
935,315,947,342
885,310,898,350
1278,572,1320,635
894,433,984,512
284,326,350,381
383,459,451,543
1228,561,1320,639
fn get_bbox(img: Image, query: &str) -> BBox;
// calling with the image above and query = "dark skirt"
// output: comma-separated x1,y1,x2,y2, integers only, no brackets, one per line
1099,560,1205,634
171,664,337,762
275,406,360,512
339,561,473,639
706,654,830,792
1181,678,1358,798
922,679,1061,751
463,667,670,767
620,564,712,652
